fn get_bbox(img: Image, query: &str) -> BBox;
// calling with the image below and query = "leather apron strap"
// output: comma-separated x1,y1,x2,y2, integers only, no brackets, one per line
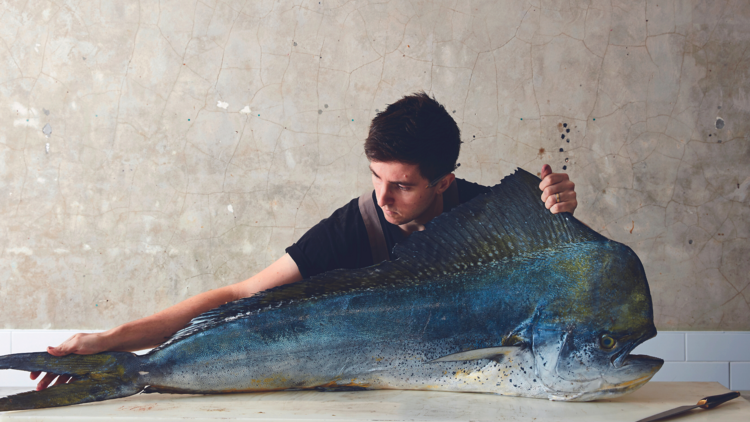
358,192,390,265
358,179,459,265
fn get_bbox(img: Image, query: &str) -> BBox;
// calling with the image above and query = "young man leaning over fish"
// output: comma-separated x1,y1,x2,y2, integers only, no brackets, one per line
32,92,578,391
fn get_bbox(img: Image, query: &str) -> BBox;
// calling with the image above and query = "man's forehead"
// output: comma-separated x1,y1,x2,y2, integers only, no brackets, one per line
369,161,426,184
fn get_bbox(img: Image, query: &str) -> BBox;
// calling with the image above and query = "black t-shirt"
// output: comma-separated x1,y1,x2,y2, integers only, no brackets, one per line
286,178,491,279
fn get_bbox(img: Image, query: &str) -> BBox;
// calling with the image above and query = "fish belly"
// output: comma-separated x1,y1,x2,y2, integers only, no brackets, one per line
356,345,548,399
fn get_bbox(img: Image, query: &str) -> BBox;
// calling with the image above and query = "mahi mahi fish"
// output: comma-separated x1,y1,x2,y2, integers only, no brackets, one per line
0,169,663,411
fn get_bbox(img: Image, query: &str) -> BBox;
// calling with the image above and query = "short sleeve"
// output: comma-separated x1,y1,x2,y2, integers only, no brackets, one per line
286,197,374,279
456,178,491,203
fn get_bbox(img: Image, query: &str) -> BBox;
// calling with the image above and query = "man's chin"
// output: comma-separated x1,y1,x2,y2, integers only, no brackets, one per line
383,212,404,226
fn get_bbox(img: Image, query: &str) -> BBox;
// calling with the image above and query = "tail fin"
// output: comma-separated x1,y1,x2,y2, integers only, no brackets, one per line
0,352,144,411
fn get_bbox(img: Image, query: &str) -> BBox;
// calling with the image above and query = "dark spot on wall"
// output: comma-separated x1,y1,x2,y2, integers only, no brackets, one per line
716,118,725,129
559,148,563,152
689,239,693,244
561,134,565,139
562,165,567,170
538,148,545,155
318,110,322,114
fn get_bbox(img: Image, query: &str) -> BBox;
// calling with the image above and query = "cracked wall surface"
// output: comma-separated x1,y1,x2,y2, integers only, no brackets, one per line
0,0,748,330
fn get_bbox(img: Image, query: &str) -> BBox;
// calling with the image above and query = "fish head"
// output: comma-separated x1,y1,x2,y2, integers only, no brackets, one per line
530,241,664,401
531,324,663,401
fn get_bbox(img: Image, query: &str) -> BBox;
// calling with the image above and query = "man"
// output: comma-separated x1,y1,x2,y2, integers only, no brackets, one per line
32,93,577,390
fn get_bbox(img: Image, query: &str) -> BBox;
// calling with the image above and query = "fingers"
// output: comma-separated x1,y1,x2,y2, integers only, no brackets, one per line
33,334,97,391
35,373,75,391
540,164,552,181
36,372,59,391
48,334,77,356
48,332,99,356
540,179,574,203
47,345,70,356
539,172,570,192
539,165,578,214
51,375,72,388
544,190,578,214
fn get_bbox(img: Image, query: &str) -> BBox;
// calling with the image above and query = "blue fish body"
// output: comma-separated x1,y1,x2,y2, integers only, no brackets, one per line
0,169,662,410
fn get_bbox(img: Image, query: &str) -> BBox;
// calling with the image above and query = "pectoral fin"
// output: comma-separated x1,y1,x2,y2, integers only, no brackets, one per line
428,346,517,363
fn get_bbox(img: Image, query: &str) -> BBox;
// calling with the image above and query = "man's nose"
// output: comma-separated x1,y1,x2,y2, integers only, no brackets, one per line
375,184,392,207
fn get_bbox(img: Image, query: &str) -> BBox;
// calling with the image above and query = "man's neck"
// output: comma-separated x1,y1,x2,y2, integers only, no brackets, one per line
398,192,444,237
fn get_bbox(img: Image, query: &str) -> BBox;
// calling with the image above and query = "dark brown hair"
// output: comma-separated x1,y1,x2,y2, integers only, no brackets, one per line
364,92,460,182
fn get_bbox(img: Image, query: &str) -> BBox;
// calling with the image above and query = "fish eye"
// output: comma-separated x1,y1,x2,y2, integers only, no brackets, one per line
600,334,616,350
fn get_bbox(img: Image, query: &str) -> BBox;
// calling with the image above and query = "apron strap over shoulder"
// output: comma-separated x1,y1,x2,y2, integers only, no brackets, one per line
358,191,390,265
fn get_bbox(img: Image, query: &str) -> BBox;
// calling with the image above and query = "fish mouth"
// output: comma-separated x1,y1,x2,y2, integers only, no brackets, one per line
605,327,663,395
616,354,664,373
611,326,658,369
604,354,663,395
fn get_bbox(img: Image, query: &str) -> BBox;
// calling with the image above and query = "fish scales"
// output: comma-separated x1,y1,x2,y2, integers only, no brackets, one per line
143,265,536,392
0,169,663,411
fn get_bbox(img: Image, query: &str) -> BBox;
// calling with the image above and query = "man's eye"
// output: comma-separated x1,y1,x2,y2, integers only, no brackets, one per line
398,185,410,191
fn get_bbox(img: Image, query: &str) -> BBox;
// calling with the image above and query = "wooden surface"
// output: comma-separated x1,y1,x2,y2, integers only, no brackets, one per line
1,382,748,421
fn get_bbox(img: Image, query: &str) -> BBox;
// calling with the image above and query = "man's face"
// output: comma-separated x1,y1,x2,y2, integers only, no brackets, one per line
369,160,439,226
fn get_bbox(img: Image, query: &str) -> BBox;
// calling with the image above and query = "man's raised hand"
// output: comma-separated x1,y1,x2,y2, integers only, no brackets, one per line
539,164,577,215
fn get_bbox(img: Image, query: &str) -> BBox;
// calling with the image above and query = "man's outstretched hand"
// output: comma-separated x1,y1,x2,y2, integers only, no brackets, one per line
539,164,577,214
30,332,107,391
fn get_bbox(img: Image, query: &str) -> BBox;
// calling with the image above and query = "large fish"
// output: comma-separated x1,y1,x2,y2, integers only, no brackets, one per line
0,169,663,411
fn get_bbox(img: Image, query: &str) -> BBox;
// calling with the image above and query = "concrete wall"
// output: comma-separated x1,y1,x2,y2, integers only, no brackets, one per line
0,0,748,331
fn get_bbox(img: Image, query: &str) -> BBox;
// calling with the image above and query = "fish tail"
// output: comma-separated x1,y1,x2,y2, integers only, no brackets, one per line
0,352,144,411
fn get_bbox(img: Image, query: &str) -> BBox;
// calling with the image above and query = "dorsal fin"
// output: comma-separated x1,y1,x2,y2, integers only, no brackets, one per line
390,168,605,272
152,168,606,352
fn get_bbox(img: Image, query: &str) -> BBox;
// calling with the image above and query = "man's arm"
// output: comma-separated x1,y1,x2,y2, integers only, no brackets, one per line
32,253,302,390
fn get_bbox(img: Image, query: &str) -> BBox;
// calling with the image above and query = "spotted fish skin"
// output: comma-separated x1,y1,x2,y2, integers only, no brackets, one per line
0,169,663,410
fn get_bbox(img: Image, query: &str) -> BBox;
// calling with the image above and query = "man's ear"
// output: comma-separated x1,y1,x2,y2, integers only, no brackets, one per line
435,173,455,194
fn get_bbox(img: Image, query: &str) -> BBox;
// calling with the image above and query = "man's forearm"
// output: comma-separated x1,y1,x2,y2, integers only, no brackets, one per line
95,253,302,352
100,286,239,352
34,255,303,391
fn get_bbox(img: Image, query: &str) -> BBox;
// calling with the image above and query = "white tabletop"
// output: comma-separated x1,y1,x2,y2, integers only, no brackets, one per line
1,382,748,421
